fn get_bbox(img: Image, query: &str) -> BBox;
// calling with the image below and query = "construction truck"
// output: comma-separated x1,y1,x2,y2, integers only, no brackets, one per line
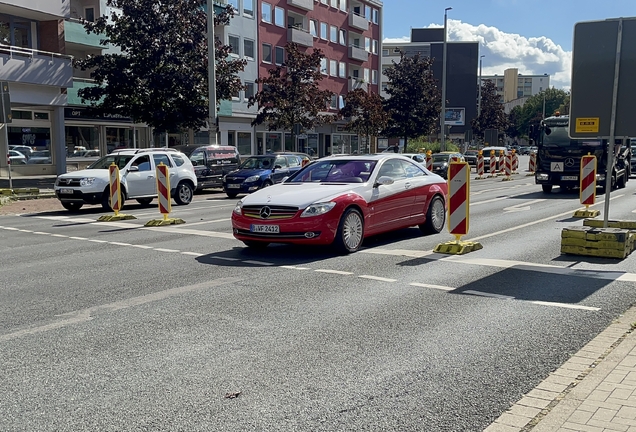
533,114,631,194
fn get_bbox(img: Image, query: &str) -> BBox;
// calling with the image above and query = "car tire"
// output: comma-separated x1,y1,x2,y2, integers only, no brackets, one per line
261,180,273,189
243,240,269,249
136,198,153,206
618,172,627,189
174,182,193,205
61,202,83,211
334,207,364,254
419,195,446,235
101,188,125,211
542,185,553,194
226,192,239,199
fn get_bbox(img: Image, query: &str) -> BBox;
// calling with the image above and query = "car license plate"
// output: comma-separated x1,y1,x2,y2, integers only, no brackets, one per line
227,184,241,189
251,224,279,233
561,176,578,181
59,188,74,194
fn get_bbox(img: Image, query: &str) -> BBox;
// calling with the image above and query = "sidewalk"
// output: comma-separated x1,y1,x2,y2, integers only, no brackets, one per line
486,304,636,431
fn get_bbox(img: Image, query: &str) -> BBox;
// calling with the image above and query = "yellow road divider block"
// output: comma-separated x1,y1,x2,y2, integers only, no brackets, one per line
583,219,636,230
573,209,600,218
434,240,483,255
98,214,137,222
561,226,636,259
144,218,185,227
0,189,13,196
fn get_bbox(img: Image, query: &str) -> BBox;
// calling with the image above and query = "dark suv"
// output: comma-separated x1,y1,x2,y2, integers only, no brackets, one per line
175,145,240,191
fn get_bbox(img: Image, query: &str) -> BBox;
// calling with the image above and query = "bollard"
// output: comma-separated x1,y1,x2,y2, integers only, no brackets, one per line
528,152,537,176
573,154,600,218
502,153,513,181
498,151,505,175
433,160,483,255
97,163,137,221
145,162,185,226
475,151,485,179
488,151,497,177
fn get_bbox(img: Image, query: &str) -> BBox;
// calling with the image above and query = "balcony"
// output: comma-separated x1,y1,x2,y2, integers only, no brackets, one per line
348,13,368,31
0,44,72,88
287,26,313,48
287,0,313,11
67,78,97,106
64,20,104,49
348,78,368,92
348,45,369,62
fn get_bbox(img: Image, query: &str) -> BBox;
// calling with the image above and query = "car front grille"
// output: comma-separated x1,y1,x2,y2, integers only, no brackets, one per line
56,178,82,186
242,205,299,220
235,228,320,239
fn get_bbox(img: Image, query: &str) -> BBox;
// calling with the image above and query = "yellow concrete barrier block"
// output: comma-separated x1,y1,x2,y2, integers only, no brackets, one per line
144,218,185,227
433,240,483,255
97,214,137,221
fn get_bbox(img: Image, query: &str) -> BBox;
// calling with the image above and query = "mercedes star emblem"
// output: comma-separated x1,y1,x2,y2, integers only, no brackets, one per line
565,158,575,167
260,206,271,219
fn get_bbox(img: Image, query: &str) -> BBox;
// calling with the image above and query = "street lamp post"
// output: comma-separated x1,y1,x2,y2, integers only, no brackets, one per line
440,7,452,151
542,91,546,119
477,54,485,117
207,0,218,145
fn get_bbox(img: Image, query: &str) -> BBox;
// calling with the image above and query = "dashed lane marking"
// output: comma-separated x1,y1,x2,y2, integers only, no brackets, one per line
359,275,398,282
280,265,311,270
315,269,355,275
464,290,515,300
172,218,230,227
409,282,455,291
530,301,600,311
243,260,275,266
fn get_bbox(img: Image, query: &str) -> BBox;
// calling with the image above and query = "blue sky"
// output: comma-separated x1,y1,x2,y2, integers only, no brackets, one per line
383,0,636,88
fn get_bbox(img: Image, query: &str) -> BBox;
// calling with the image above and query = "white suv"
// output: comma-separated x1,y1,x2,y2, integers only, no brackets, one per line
54,148,197,212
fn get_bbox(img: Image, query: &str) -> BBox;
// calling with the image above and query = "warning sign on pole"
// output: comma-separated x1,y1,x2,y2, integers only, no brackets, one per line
145,162,185,226
97,163,136,221
573,154,600,218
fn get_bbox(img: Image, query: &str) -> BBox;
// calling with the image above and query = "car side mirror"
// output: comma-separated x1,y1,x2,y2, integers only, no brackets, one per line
191,161,197,166
374,176,394,187
128,165,139,172
274,165,282,170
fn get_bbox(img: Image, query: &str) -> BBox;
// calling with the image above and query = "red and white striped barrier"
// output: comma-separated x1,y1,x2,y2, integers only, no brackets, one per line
476,153,485,178
426,153,433,171
448,161,470,237
512,152,519,174
157,162,172,216
109,163,123,213
499,152,505,175
504,153,512,178
580,155,597,206
528,152,536,173
489,153,497,177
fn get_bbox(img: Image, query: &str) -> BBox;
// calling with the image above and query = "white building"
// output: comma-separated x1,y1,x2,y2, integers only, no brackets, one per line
481,68,550,103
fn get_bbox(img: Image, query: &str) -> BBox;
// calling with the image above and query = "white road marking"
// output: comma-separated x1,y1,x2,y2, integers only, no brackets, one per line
362,248,434,258
142,226,235,239
243,260,275,266
503,199,546,212
471,196,509,206
69,236,88,240
173,218,230,227
131,244,153,249
464,290,515,300
530,301,600,311
18,229,32,232
359,275,398,282
409,282,455,291
33,231,49,235
0,278,242,342
280,265,311,270
181,251,204,257
51,234,68,238
89,239,108,243
1,227,19,230
315,269,354,275
154,248,180,253
109,242,132,246
213,257,240,262
36,216,70,221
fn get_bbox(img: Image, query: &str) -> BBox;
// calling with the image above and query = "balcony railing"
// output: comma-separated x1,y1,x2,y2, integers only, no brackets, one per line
64,19,104,49
348,77,368,92
287,26,313,48
348,12,368,31
287,0,314,11
0,44,73,88
348,44,369,62
67,78,98,106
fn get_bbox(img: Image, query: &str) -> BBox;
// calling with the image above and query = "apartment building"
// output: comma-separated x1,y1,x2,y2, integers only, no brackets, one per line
481,68,550,103
256,0,383,157
0,0,73,176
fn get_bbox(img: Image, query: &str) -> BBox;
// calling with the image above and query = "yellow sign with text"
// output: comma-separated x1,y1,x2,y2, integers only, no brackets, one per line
575,117,600,133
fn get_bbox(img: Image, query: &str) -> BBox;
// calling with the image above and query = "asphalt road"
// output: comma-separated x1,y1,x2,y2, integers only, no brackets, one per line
2,160,636,431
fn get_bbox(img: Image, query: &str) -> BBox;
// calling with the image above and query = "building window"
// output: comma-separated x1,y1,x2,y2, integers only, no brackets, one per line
364,5,371,20
228,0,239,11
244,39,254,60
365,37,371,52
372,40,378,54
339,62,346,79
262,43,272,63
339,0,347,12
261,2,272,23
339,29,346,45
34,112,50,120
330,0,337,7
381,83,388,92
274,7,284,27
245,82,255,99
0,16,32,48
364,68,370,83
237,132,251,156
232,88,240,101
382,49,389,56
330,59,337,76
330,94,338,109
275,46,285,65
330,25,337,43
310,20,317,37
320,22,328,40
243,0,254,17
372,8,379,24
228,35,240,56
84,7,95,22
371,70,377,84
321,0,327,4
320,58,328,75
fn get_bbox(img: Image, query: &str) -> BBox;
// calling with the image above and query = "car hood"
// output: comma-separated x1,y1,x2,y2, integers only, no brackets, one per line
57,169,110,179
227,169,269,178
240,182,366,208
432,161,449,168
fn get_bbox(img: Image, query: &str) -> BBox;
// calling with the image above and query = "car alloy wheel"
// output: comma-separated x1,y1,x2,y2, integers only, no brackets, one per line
335,208,364,253
174,182,193,205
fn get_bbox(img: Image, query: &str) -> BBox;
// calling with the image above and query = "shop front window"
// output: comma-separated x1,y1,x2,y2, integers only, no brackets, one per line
265,133,281,153
107,127,133,153
227,130,235,147
8,127,52,164
237,132,251,156
65,126,100,157
284,133,294,152
306,134,318,157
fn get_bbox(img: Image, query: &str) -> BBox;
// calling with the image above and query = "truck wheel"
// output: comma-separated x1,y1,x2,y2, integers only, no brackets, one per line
542,185,553,194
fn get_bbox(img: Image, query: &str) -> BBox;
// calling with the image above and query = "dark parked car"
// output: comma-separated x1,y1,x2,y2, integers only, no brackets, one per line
174,145,240,191
431,152,464,179
222,153,305,198
463,150,479,166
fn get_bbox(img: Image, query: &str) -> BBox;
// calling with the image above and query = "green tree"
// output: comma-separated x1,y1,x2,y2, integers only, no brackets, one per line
76,0,246,133
506,105,522,139
382,53,441,149
517,88,569,137
338,89,387,153
472,80,509,137
249,43,334,146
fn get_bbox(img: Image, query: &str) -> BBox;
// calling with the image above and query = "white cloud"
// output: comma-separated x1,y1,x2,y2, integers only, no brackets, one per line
383,20,572,89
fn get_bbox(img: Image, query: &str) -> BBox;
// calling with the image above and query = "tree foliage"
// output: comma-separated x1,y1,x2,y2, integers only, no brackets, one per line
249,43,334,139
76,0,245,133
506,105,522,139
471,80,509,137
513,88,570,137
338,89,387,152
382,53,441,146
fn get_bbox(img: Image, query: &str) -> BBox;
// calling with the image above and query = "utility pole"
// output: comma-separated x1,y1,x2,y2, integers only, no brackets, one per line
207,0,218,145
542,91,546,119
440,7,452,151
478,54,485,117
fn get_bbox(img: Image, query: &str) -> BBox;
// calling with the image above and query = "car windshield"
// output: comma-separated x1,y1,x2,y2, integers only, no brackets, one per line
88,154,135,169
542,125,602,148
432,154,450,162
240,157,275,170
287,159,377,183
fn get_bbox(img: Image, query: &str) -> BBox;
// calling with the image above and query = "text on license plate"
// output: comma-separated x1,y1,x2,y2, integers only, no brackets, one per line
59,188,74,194
251,224,279,233
561,176,578,181
227,184,241,189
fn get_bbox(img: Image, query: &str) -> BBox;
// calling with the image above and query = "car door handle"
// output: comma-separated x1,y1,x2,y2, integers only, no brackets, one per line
405,182,412,189
169,173,176,176
147,175,155,179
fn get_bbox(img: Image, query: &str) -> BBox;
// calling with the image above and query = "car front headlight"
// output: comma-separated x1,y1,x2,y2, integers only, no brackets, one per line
80,177,97,186
245,175,260,183
536,173,549,181
442,162,448,167
596,174,606,182
301,202,336,218
233,200,244,215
